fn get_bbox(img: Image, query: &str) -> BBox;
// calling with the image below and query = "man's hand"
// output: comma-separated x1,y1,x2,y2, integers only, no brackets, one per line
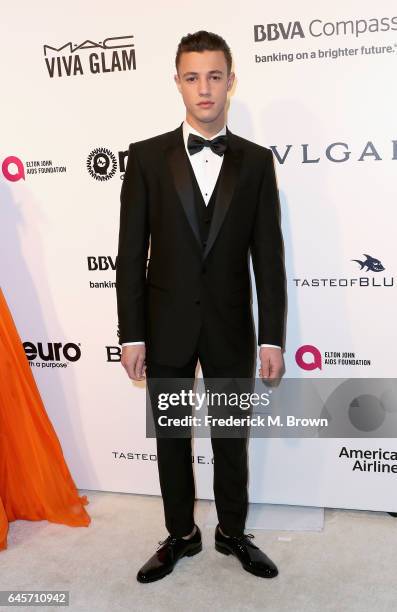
121,345,146,381
259,347,284,380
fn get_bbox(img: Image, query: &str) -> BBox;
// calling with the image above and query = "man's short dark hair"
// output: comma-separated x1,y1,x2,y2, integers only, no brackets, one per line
175,30,232,74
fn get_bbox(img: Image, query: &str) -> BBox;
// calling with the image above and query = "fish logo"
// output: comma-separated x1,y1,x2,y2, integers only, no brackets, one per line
352,254,385,272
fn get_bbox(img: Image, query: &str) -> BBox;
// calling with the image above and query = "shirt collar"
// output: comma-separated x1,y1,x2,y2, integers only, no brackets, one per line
183,119,227,152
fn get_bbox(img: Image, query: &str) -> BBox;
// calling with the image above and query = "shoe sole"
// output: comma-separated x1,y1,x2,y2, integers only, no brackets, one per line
215,542,278,578
215,542,232,556
185,542,203,557
137,542,202,583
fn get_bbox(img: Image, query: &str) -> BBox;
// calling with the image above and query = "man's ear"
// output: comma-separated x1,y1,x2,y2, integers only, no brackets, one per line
174,73,182,93
227,71,235,92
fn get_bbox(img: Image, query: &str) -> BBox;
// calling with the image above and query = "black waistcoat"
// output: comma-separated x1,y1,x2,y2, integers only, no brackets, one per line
187,159,221,250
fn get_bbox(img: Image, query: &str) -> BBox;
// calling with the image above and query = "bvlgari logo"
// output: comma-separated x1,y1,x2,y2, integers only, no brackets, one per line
270,140,397,164
43,35,136,78
87,148,117,181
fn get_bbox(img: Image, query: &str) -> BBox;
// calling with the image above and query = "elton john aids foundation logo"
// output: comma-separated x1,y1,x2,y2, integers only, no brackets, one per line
86,147,117,181
295,345,322,370
295,345,371,370
1,156,25,181
1,155,67,180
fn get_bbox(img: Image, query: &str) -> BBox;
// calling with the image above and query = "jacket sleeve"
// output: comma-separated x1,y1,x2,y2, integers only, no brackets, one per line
250,148,286,348
116,143,149,344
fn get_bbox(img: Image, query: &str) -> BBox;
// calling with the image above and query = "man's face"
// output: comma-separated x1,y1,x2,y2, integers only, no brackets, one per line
175,50,234,127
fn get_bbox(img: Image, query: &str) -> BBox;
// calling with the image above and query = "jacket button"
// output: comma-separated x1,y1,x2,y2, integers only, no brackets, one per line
195,299,200,305
202,267,207,274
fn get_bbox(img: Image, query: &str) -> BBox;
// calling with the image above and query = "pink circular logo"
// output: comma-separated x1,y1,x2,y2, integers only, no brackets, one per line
295,345,322,370
2,156,25,181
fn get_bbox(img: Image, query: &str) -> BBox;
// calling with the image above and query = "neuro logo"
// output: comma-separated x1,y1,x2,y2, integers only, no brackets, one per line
86,147,117,181
352,254,385,272
295,345,322,371
23,341,81,368
2,156,25,182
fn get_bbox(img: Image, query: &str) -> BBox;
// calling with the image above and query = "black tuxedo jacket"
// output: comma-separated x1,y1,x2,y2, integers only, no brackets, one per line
116,124,286,367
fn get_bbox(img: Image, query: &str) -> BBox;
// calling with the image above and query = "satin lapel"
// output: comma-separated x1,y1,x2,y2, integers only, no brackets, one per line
166,127,201,249
203,133,243,260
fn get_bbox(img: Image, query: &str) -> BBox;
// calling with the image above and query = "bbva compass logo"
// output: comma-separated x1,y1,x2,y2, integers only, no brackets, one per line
86,147,117,181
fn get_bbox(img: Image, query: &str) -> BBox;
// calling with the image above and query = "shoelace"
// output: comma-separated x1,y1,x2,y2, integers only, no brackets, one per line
157,535,179,548
229,533,258,548
234,533,254,541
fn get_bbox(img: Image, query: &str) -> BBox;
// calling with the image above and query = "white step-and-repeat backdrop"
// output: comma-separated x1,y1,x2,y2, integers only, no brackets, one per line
1,0,396,511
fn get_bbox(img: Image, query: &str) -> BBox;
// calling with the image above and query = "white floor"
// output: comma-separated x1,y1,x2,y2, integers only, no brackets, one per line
0,491,396,612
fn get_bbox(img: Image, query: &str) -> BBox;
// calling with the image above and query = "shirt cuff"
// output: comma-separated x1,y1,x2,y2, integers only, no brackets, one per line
260,344,281,350
122,341,145,346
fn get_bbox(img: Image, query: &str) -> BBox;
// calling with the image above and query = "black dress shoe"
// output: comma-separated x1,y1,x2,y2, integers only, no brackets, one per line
137,525,202,583
215,524,278,578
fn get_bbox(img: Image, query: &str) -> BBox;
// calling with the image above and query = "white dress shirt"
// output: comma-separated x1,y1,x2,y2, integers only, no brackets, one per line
182,120,226,205
122,119,280,351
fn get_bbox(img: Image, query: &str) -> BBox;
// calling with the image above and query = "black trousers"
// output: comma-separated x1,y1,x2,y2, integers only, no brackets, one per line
146,327,255,538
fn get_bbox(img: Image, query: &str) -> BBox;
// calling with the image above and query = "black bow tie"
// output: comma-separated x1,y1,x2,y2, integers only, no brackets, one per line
187,133,227,156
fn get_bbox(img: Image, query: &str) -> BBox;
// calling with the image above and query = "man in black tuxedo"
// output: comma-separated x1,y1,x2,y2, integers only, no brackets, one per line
116,30,286,582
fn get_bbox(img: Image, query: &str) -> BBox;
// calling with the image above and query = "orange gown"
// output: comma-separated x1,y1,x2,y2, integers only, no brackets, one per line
0,288,90,550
